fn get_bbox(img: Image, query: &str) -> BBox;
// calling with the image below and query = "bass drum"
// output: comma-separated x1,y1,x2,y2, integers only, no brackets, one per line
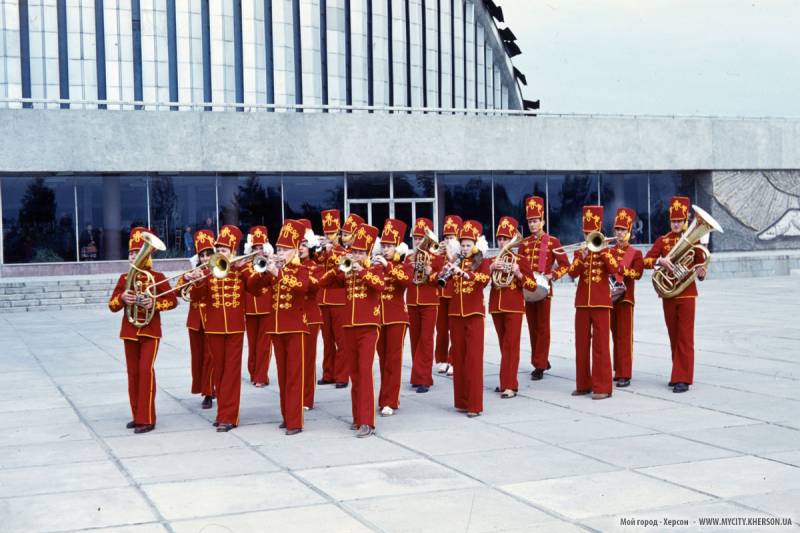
523,272,550,303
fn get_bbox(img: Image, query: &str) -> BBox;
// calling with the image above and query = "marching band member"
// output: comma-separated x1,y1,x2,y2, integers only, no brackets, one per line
608,208,644,388
442,220,491,417
406,217,443,394
435,214,462,376
108,227,178,434
489,217,538,399
319,223,384,437
518,196,570,381
177,229,215,409
244,226,273,388
298,218,323,410
375,219,413,417
551,206,621,400
187,225,256,432
259,219,311,435
644,196,706,393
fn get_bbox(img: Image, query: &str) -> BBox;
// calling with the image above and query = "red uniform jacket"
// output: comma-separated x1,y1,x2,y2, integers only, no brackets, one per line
380,259,413,324
488,254,539,314
406,253,444,306
644,232,704,299
320,263,385,327
318,244,347,306
177,274,206,331
249,263,311,334
447,256,491,317
189,265,260,334
554,250,621,309
302,259,324,325
517,233,570,297
109,269,178,340
609,244,644,305
244,263,272,316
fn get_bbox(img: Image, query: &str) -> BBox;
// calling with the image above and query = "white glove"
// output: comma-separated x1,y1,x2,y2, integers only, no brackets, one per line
190,254,199,268
304,229,320,249
476,235,489,254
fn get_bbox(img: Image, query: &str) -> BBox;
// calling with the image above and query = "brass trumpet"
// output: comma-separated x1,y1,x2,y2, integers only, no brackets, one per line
552,231,616,256
339,255,354,274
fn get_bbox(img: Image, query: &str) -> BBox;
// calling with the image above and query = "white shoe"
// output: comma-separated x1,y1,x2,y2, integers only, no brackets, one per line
380,406,394,417
501,389,516,399
437,363,448,374
303,406,310,411
446,365,454,376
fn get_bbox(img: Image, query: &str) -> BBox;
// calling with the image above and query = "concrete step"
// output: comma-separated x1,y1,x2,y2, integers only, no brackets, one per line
0,274,119,312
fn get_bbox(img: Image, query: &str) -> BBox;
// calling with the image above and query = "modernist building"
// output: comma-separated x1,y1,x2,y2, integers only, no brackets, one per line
1,1,799,274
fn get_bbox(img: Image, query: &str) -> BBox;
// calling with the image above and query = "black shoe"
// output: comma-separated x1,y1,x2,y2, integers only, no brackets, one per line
216,423,235,432
335,382,348,389
416,386,429,394
279,422,287,429
201,396,213,409
212,421,219,427
410,383,420,389
134,424,155,434
673,382,689,393
531,369,544,381
126,421,136,429
668,381,676,387
494,386,501,393
317,379,335,385
616,379,631,388
612,377,620,382
285,428,302,436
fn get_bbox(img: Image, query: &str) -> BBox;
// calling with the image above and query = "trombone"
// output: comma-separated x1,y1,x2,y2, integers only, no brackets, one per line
552,231,616,256
147,253,231,300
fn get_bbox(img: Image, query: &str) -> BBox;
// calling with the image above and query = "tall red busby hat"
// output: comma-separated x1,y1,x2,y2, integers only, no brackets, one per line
193,229,215,254
381,218,407,246
321,209,341,234
276,219,305,250
128,226,152,252
412,217,434,238
459,220,482,241
669,196,690,221
442,215,463,237
216,224,242,251
582,206,603,233
350,223,379,253
297,218,313,231
496,216,519,239
248,225,268,246
342,213,365,235
525,196,545,220
613,208,636,231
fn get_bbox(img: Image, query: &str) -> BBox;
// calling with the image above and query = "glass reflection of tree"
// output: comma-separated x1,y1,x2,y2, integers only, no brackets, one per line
557,176,595,242
13,178,72,262
234,176,284,235
150,177,180,257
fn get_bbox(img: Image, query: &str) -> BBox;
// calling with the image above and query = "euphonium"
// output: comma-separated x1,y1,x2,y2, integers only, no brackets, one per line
491,232,524,288
125,232,166,328
653,205,723,298
412,229,440,284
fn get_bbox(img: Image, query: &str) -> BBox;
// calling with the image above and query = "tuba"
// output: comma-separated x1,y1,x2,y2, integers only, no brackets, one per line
412,229,441,285
491,232,523,288
125,232,166,328
653,205,723,298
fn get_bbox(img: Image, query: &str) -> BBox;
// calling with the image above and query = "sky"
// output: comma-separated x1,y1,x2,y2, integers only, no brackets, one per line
498,0,800,117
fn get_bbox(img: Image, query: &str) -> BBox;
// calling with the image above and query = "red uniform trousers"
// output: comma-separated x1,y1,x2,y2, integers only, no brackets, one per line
304,324,320,408
610,302,634,380
321,306,349,383
344,325,379,428
246,315,272,385
525,298,552,370
188,329,214,396
574,308,612,395
377,324,407,410
272,332,306,430
450,316,484,414
408,305,437,387
205,333,244,426
492,312,523,392
662,298,696,384
123,338,159,426
435,298,452,364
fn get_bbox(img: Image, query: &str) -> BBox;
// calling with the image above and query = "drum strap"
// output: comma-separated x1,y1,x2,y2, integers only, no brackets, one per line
537,234,549,273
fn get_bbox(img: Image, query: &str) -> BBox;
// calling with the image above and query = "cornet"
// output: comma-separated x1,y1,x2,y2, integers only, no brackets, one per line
552,231,616,256
339,255,354,274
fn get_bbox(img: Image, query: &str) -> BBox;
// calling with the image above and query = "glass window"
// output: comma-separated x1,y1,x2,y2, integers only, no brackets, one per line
28,1,61,109
437,173,492,243
649,172,696,242
0,0,24,109
393,172,434,198
104,0,136,110
176,0,206,106
148,175,218,258
599,173,649,244
284,174,345,234
75,175,149,261
346,173,390,198
141,0,171,109
493,172,546,238
241,0,268,106
326,0,346,108
273,0,296,109
2,176,76,263
216,174,282,244
547,174,599,247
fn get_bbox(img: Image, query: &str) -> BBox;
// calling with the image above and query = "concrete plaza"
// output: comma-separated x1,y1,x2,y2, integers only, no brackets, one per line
0,275,798,532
